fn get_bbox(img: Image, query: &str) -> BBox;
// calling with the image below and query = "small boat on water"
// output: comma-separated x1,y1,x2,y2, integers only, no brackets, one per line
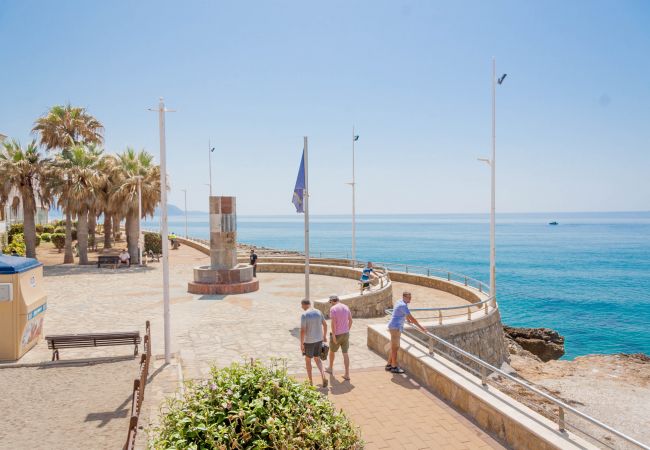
549,221,559,225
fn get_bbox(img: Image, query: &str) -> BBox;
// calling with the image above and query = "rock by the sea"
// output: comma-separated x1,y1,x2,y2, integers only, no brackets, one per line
503,326,565,362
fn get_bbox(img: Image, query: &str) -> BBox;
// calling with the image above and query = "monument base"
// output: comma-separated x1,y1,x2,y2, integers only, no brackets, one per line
188,279,259,295
188,263,259,295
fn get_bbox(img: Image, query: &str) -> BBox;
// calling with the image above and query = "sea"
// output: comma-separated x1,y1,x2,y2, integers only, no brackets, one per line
147,211,650,360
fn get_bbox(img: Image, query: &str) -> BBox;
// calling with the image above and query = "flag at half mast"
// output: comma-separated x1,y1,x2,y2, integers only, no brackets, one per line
292,149,306,213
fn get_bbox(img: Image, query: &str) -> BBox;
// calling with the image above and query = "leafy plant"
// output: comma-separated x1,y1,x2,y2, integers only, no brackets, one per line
40,232,52,242
8,223,24,244
3,233,26,256
51,233,66,252
151,361,363,449
144,232,162,254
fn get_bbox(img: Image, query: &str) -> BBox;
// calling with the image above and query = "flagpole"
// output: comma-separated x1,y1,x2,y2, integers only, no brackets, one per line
351,126,356,265
303,136,310,301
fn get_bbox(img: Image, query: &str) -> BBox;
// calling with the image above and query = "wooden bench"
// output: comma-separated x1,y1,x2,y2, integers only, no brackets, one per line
97,255,121,269
45,331,141,361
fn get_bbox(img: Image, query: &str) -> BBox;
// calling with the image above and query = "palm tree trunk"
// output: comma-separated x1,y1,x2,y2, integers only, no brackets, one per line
88,210,96,251
22,192,37,259
77,212,89,264
64,210,74,264
125,210,139,263
103,211,112,249
113,214,121,241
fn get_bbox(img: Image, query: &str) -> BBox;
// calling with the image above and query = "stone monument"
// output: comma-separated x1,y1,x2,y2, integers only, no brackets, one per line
188,196,259,295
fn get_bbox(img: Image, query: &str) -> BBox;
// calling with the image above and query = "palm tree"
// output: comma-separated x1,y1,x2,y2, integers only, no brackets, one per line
95,154,119,249
32,104,103,263
0,140,50,258
113,148,161,263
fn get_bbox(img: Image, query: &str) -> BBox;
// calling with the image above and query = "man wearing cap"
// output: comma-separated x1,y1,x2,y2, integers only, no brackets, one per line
387,291,427,374
300,299,328,387
326,295,353,380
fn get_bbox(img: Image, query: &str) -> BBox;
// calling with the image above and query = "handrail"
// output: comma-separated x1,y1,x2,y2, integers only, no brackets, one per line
395,320,649,450
386,295,497,322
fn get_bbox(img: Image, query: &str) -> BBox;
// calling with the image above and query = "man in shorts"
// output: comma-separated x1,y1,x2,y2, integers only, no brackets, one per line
387,291,427,374
326,295,353,380
360,261,378,293
300,299,328,387
119,248,131,267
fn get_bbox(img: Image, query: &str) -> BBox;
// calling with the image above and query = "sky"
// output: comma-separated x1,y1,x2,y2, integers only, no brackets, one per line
1,1,649,215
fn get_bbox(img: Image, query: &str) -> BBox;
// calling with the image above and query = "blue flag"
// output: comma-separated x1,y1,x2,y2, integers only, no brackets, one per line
292,149,306,213
354,135,359,141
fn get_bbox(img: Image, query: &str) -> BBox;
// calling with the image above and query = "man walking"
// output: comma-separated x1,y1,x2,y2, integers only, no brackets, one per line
387,291,427,374
300,299,328,387
327,295,353,380
249,248,258,277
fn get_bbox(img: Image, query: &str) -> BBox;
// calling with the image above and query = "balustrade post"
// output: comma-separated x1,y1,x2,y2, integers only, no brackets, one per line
558,407,566,432
464,277,468,286
438,310,443,325
405,265,409,273
467,307,472,320
481,366,488,386
484,303,488,315
447,272,450,281
428,337,434,356
427,268,430,277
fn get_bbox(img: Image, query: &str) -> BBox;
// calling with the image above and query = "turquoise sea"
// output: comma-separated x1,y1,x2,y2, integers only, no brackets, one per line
153,211,650,360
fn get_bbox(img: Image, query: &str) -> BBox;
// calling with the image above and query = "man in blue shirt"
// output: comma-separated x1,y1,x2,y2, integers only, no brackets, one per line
360,261,378,293
387,291,427,374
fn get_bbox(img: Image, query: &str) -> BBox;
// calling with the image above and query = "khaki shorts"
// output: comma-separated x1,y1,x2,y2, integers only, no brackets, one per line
329,332,350,353
389,328,401,351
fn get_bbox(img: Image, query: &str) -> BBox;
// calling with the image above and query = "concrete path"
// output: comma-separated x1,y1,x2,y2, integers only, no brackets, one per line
319,368,504,449
4,244,492,449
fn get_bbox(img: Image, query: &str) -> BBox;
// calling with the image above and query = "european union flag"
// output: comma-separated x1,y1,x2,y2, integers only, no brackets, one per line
292,149,306,213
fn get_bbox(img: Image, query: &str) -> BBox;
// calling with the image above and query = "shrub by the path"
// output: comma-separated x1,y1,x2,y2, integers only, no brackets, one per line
151,362,363,449
51,233,65,252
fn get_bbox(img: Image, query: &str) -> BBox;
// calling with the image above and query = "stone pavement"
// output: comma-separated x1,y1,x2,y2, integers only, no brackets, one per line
4,244,490,449
318,368,504,449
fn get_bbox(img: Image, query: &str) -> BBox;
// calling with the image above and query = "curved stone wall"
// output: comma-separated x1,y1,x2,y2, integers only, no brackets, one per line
257,262,393,318
408,309,509,368
387,271,484,304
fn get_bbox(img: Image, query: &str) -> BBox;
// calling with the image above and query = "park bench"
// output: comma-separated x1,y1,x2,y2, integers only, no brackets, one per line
97,255,121,269
45,331,141,361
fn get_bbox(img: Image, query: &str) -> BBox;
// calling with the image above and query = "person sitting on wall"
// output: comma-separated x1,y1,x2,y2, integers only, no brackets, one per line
119,248,131,267
359,261,378,294
169,232,180,250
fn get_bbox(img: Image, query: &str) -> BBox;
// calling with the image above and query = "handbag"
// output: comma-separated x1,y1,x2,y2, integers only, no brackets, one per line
319,342,329,360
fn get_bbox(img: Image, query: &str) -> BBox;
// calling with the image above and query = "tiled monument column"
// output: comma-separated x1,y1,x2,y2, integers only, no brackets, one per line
188,196,259,295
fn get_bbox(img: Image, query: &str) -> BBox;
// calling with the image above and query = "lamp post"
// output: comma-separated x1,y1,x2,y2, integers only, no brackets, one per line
347,127,359,265
181,189,188,238
138,176,142,266
478,58,506,299
149,97,175,364
208,140,215,196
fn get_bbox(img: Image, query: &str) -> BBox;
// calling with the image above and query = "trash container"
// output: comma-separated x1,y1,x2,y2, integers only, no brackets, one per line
0,255,47,361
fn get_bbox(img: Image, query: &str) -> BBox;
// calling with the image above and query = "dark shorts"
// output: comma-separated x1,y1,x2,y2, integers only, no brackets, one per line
303,341,322,358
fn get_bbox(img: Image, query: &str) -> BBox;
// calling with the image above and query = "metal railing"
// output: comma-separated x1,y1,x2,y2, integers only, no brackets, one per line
124,321,152,450
387,295,497,323
396,321,649,450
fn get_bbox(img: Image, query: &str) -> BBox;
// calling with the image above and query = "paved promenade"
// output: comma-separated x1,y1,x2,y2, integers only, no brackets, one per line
320,368,504,449
3,244,496,449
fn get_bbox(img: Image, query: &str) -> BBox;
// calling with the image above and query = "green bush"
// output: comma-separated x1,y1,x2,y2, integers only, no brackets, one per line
40,232,52,242
151,362,362,449
42,224,55,234
52,226,76,240
34,234,40,247
144,232,162,254
51,233,66,252
3,234,26,256
8,224,24,244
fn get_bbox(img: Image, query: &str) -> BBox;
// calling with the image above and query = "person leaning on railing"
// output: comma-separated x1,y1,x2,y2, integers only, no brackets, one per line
386,291,427,374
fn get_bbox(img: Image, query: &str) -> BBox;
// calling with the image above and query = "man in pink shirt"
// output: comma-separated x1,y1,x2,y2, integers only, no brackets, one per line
326,295,353,380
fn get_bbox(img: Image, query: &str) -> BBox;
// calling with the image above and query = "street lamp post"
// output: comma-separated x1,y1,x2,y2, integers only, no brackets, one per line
138,177,142,266
149,97,175,364
479,58,506,299
208,140,215,196
181,189,188,238
347,127,359,265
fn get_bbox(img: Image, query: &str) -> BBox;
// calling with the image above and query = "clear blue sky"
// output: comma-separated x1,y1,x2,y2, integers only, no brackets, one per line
1,1,649,214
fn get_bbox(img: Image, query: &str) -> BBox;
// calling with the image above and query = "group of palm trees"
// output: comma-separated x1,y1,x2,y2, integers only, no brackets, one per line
0,104,161,264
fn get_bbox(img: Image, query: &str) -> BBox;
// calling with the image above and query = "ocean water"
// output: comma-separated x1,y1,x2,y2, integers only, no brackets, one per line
150,211,650,359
